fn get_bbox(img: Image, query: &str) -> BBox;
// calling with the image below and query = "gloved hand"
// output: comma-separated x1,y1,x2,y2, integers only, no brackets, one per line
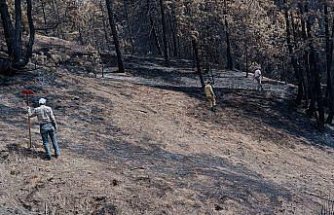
27,106,32,115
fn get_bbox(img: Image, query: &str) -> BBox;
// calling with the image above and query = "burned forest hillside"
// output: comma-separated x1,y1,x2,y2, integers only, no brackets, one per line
1,0,334,214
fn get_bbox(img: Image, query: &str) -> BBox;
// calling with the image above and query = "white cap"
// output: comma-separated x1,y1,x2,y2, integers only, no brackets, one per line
39,98,46,105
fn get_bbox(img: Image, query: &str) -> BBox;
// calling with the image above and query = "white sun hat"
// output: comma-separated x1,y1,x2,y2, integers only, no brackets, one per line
39,98,46,105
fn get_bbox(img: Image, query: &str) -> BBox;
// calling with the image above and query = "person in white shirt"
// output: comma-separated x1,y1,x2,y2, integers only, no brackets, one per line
253,68,264,92
28,98,60,160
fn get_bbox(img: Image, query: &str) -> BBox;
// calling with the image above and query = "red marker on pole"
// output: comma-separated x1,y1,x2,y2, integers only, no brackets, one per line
22,89,34,148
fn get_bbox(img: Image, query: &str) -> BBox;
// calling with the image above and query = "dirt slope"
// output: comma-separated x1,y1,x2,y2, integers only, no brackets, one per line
0,59,334,215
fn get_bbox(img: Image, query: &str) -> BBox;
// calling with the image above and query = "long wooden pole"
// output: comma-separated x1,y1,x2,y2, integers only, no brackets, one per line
26,95,32,148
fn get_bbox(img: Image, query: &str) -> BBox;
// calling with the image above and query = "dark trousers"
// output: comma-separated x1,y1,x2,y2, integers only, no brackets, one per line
255,77,264,91
40,123,60,157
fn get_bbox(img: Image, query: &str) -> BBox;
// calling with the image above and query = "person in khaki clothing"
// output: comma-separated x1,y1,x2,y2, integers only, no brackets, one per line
28,98,60,160
204,81,216,111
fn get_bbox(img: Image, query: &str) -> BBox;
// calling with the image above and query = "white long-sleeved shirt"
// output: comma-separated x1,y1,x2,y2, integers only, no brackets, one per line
28,105,57,128
254,69,262,79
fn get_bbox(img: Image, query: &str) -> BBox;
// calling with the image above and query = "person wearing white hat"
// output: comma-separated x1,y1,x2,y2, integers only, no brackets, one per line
28,98,60,160
253,68,264,92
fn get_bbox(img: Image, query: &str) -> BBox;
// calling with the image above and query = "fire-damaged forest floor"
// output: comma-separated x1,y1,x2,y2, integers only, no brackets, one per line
1,50,334,214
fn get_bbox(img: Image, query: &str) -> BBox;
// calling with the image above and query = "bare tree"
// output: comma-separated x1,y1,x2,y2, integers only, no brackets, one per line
0,0,35,72
159,0,169,66
105,0,125,73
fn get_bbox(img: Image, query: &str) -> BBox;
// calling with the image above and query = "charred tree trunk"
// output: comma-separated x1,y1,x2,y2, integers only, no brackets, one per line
100,1,112,52
123,0,134,54
325,4,334,124
77,26,84,45
283,1,303,105
310,49,325,130
192,36,205,88
150,17,162,55
105,0,125,73
13,0,23,66
245,40,249,77
303,2,324,129
0,0,15,57
299,3,312,109
171,26,178,58
224,19,233,70
223,0,233,70
170,3,178,58
171,2,180,57
41,1,48,34
51,0,61,37
159,0,169,66
24,0,35,65
290,11,307,103
147,0,162,55
0,0,35,72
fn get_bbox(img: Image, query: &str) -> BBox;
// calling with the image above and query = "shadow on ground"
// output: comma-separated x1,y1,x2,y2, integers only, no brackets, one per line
62,135,292,214
151,85,333,149
6,143,46,160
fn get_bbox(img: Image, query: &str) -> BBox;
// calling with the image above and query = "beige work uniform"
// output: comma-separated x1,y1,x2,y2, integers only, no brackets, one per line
204,84,216,108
